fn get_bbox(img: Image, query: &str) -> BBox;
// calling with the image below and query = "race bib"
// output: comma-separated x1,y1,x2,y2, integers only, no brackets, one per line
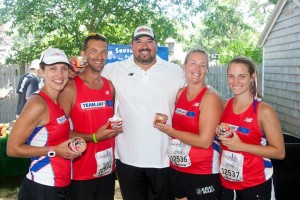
94,147,113,177
220,150,244,182
168,139,191,167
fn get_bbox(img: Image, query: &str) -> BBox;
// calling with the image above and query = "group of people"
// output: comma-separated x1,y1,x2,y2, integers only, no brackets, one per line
7,25,285,200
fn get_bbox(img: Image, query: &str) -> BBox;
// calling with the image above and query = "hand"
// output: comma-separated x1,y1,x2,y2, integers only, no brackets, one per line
153,122,174,137
219,131,244,151
95,121,122,141
53,139,82,160
68,57,87,78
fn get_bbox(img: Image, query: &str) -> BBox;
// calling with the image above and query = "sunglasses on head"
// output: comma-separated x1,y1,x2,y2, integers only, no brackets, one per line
87,32,106,38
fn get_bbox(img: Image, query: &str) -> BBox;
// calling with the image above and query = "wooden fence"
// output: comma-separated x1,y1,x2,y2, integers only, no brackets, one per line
0,63,262,123
0,64,21,123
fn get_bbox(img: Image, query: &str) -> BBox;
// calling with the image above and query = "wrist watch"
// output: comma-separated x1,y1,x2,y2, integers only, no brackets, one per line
48,146,56,157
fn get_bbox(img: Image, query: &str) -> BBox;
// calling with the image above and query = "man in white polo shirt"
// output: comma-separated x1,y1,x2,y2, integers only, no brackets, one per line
102,25,186,200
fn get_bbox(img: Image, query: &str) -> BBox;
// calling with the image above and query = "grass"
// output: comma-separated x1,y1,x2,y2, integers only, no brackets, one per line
0,176,24,200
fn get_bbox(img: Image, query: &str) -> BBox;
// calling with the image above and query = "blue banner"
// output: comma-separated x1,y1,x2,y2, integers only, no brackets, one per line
107,44,169,64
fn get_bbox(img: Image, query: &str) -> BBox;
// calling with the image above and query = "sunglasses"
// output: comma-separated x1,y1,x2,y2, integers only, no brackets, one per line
88,32,106,38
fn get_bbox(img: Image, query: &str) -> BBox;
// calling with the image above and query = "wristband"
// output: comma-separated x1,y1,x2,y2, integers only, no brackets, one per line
92,133,98,143
48,146,56,157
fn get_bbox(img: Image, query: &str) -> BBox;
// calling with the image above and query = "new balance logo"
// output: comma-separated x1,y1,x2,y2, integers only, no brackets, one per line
193,103,200,107
244,118,253,122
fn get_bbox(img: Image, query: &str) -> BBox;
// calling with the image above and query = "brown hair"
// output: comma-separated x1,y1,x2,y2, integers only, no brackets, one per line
228,56,262,112
83,33,108,51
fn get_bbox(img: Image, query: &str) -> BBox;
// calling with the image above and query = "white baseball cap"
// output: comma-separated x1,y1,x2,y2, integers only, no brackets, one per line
29,59,40,70
132,25,156,41
39,48,72,67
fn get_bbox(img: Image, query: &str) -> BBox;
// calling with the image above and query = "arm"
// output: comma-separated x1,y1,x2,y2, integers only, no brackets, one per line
58,79,121,142
7,95,79,159
154,89,222,148
70,122,121,143
220,102,285,160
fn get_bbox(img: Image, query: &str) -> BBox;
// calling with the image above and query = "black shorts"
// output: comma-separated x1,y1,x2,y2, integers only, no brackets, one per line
69,173,115,200
115,159,172,200
18,177,69,200
221,178,275,200
169,168,221,200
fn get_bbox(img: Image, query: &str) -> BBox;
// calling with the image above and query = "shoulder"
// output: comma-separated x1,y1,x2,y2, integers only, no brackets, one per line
64,79,76,91
105,57,130,69
102,77,113,88
258,101,276,117
176,87,186,101
157,57,182,69
102,60,129,79
203,87,222,105
157,58,185,83
205,87,221,100
27,73,35,79
59,79,76,100
19,94,49,125
206,86,220,96
29,76,39,83
257,101,282,132
222,98,230,110
24,94,48,114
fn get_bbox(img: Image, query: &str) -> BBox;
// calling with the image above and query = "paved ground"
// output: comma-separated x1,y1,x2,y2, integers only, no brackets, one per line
114,180,123,199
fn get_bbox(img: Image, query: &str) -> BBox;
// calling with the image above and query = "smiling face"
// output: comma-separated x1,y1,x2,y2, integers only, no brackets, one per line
131,36,157,69
83,39,108,73
41,63,69,92
227,62,254,97
184,51,208,85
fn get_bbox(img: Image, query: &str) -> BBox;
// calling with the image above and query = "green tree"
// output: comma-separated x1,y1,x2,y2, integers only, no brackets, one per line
185,0,276,64
217,31,263,64
0,0,199,64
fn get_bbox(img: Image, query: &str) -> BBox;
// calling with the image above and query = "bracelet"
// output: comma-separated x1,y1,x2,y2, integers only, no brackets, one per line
92,133,98,143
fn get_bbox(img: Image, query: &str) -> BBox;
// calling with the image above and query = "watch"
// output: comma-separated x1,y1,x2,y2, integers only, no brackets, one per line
48,146,56,157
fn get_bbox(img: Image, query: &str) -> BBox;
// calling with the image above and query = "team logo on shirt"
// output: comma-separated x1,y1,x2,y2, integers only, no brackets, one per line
230,125,250,135
238,126,250,134
175,108,196,117
81,101,113,109
57,115,67,124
